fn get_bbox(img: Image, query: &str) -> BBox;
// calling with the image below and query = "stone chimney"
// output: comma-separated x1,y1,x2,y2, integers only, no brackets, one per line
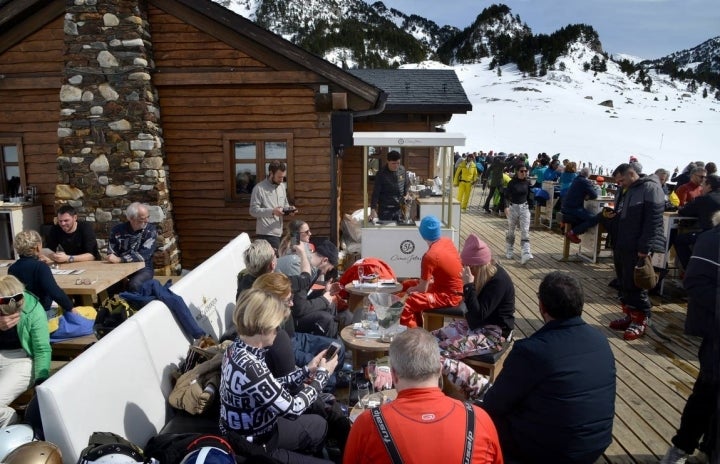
57,0,180,274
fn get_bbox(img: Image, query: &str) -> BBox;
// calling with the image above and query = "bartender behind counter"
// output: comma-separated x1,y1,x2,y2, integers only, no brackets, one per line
370,150,411,222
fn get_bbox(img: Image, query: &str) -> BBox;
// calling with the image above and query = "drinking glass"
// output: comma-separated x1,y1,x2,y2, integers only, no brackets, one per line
357,381,370,408
366,360,377,393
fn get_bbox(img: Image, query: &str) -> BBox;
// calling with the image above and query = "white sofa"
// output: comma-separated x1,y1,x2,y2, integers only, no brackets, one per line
36,233,251,464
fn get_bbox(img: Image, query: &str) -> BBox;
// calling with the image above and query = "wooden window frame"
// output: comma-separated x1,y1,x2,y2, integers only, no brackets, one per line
223,132,294,203
0,135,26,198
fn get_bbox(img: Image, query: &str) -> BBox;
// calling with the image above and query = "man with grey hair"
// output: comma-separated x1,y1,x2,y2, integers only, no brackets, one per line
107,202,157,292
344,328,503,464
675,167,707,206
561,165,599,244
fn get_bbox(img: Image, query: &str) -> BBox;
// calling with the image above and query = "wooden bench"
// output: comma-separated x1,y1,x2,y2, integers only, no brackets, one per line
51,334,98,360
422,304,465,332
422,305,512,382
555,212,582,262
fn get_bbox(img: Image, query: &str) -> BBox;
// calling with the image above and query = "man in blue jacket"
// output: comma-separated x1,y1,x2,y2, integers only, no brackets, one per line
481,271,616,464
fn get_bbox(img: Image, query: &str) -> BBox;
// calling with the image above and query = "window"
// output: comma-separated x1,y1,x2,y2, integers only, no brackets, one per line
0,138,25,198
223,133,293,201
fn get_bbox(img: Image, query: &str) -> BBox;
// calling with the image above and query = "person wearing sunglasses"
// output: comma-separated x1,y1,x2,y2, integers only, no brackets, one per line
675,167,707,206
0,275,51,427
504,164,535,265
8,230,75,315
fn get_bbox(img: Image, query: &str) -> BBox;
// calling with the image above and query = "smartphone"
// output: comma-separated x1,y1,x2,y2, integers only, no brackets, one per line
324,341,342,361
283,206,296,216
291,231,300,246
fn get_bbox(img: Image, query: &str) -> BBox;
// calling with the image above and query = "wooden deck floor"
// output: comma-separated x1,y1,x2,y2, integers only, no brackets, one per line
459,190,699,464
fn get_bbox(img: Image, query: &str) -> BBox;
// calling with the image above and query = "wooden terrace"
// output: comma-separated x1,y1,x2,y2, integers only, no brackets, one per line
457,190,699,464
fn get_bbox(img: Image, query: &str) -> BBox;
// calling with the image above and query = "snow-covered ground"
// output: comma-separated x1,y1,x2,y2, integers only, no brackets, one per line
404,49,719,176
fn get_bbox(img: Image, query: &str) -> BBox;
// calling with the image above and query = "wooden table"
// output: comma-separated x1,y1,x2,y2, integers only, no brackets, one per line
1,260,145,305
340,325,393,368
52,333,98,359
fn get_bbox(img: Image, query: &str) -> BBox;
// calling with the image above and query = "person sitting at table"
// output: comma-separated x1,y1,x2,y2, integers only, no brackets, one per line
8,231,74,315
233,240,344,389
106,202,157,292
561,167,599,244
343,328,503,464
219,288,337,464
673,174,720,270
432,234,515,359
277,220,314,258
252,272,350,456
42,204,101,264
399,215,463,328
481,272,616,464
0,275,51,427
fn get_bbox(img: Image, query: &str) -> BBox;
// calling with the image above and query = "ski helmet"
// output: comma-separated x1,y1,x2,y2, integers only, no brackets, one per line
3,440,62,464
179,446,235,464
0,423,35,461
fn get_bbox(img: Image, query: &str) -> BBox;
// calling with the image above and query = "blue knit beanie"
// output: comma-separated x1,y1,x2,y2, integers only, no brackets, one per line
419,215,441,241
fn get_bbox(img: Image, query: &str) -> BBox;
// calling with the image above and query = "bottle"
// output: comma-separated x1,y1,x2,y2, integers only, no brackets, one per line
601,183,607,197
367,305,378,331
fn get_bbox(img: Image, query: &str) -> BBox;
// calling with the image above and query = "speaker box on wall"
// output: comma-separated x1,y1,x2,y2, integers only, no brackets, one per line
331,112,353,150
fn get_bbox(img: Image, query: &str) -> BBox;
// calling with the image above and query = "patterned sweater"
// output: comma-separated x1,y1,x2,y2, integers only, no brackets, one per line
219,338,329,440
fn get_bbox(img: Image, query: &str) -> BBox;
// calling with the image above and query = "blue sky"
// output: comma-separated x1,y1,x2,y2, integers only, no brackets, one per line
381,0,720,60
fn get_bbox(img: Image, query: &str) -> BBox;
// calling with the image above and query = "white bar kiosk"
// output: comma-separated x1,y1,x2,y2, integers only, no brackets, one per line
354,132,465,278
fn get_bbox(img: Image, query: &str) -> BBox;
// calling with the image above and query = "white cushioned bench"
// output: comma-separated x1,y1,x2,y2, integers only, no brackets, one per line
36,233,251,463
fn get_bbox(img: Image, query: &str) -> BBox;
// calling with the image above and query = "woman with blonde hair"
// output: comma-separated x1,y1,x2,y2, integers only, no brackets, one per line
219,288,338,463
0,275,51,426
8,230,74,315
433,234,515,358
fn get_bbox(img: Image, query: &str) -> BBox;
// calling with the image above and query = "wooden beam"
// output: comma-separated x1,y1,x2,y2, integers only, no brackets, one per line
153,70,323,86
0,74,63,90
0,0,64,55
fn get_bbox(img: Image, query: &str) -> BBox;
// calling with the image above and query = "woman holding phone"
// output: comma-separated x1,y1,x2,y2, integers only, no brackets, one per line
219,288,338,463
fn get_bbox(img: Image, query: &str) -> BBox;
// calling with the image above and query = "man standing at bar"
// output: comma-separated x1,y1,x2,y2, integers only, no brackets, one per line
370,150,410,222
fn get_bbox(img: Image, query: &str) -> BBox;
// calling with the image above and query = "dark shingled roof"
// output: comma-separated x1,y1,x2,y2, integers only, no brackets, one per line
348,69,472,114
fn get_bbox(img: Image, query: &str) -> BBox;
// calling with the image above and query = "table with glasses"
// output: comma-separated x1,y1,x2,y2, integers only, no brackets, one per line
343,280,403,321
0,260,145,305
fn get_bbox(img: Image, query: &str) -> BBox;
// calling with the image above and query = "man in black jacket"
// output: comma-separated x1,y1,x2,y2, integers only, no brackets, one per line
370,150,410,222
661,211,720,464
481,272,616,464
607,163,665,340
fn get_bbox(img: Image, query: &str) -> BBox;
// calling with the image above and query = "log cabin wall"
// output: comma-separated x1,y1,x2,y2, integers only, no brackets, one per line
0,16,64,223
148,6,334,268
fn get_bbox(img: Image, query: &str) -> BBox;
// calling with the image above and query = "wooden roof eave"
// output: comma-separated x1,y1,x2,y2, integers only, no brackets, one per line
0,0,64,55
152,0,384,113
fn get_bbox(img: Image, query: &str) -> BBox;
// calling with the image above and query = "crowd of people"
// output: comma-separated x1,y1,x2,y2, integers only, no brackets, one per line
1,153,717,464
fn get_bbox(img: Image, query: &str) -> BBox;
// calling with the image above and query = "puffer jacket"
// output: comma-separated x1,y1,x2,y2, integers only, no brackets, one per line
614,174,665,254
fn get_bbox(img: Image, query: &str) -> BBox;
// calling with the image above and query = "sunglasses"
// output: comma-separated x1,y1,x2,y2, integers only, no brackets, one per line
75,278,98,285
0,293,24,305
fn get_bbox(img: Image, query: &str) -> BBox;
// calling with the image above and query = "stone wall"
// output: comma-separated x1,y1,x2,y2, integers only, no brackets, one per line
57,0,180,274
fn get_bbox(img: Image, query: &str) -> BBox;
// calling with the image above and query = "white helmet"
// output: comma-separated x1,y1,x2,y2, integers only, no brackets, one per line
78,443,146,463
0,423,35,461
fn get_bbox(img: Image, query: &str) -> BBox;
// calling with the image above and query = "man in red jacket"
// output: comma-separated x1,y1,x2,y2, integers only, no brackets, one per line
344,328,503,464
399,215,463,328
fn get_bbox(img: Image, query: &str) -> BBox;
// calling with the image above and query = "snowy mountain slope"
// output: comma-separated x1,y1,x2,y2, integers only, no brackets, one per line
406,43,719,175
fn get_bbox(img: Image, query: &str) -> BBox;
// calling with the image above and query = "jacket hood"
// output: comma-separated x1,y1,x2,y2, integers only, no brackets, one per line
630,173,660,189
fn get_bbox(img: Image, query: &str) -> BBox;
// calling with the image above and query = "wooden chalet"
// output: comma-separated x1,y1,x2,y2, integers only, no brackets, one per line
0,0,472,271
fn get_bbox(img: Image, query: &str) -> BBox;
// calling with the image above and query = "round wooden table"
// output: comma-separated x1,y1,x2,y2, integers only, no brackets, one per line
340,325,393,368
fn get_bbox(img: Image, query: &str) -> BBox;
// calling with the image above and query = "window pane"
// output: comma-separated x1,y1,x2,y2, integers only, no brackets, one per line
234,142,256,160
265,141,287,159
3,146,18,163
4,166,19,181
235,164,257,194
